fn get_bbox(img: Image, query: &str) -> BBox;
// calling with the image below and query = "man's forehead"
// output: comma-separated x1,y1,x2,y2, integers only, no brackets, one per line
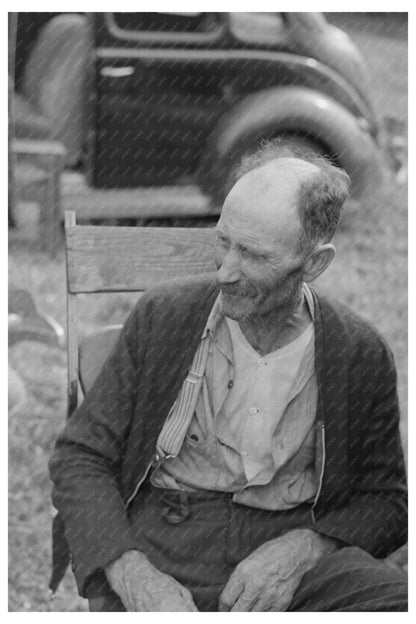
217,158,318,247
222,158,317,225
238,157,318,192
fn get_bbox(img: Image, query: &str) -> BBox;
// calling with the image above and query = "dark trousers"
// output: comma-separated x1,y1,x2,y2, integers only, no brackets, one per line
89,484,407,612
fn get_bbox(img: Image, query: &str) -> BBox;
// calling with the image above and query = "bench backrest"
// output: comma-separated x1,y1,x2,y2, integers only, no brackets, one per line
65,211,216,414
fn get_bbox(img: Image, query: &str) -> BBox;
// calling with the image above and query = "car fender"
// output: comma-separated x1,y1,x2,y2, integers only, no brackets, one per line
199,86,386,202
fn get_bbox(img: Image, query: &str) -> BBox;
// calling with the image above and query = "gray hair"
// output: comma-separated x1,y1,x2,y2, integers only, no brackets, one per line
230,139,351,255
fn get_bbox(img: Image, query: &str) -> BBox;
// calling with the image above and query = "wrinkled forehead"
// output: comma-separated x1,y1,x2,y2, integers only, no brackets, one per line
219,159,317,242
233,158,318,198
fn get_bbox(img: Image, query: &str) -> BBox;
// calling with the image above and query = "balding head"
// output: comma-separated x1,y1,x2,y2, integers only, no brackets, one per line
234,157,320,194
223,158,320,259
227,140,351,255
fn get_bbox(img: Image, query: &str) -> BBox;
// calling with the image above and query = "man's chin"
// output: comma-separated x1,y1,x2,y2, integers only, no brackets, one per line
219,293,253,321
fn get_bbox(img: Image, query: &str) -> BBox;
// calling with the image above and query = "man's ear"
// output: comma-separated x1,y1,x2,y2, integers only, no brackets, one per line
303,244,336,283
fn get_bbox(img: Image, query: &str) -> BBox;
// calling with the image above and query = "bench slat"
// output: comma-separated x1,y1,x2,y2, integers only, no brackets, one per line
66,225,216,293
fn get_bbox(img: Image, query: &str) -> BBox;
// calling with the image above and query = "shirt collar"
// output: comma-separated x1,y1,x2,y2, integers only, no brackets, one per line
201,293,223,339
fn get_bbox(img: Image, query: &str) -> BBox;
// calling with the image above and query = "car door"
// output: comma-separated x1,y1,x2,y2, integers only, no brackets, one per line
92,12,227,188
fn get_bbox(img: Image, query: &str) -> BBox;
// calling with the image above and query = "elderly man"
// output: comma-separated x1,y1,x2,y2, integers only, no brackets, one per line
49,145,407,612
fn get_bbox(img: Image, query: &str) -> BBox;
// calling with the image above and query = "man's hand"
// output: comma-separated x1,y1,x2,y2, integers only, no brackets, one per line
219,529,339,612
105,549,198,611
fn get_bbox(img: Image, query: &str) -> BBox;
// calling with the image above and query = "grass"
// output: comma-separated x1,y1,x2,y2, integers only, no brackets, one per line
8,14,407,612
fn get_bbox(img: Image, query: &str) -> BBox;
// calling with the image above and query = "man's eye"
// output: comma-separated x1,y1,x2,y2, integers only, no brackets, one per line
242,248,263,261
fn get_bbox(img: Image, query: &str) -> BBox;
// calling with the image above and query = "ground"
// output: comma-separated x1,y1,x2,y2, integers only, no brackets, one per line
8,13,407,612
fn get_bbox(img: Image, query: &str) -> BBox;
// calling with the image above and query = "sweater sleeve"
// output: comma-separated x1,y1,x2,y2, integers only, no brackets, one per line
311,338,407,558
49,299,147,597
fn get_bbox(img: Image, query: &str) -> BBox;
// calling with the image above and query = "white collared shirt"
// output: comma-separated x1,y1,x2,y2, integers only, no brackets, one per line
151,285,320,510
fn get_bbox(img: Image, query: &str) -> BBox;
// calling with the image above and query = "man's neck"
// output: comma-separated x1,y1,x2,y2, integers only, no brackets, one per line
238,291,311,356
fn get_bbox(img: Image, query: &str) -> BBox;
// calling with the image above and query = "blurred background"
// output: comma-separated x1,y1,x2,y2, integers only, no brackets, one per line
8,12,407,611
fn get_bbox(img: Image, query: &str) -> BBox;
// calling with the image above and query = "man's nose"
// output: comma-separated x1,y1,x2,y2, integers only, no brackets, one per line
216,250,241,284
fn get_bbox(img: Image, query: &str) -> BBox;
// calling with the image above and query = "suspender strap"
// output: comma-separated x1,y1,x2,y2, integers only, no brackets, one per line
156,336,211,458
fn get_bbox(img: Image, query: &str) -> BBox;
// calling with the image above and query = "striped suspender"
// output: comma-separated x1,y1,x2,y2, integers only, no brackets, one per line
156,287,314,462
156,335,211,459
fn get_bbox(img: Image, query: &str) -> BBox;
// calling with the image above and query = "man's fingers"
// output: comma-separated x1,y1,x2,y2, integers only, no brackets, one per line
230,594,257,612
229,584,259,612
159,596,196,611
218,577,244,611
249,589,279,612
157,580,198,611
250,580,297,612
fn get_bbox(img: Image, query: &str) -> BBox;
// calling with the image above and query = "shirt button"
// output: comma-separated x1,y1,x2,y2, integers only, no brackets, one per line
248,407,258,415
227,380,234,388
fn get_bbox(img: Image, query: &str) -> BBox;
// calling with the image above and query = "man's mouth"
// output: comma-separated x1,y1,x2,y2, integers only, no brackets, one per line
221,287,255,299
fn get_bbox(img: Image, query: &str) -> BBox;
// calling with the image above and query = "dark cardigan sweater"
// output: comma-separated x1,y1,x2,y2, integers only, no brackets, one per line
49,276,407,597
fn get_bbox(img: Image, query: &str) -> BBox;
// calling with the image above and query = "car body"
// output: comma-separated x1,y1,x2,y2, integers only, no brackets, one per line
15,12,388,206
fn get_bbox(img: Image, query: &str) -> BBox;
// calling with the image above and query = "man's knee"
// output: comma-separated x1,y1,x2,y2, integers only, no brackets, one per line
290,546,407,612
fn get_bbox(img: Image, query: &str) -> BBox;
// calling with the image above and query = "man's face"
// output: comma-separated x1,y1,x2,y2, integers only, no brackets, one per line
214,161,312,322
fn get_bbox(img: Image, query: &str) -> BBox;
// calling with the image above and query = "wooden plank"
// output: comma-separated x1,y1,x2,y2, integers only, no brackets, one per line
66,224,216,293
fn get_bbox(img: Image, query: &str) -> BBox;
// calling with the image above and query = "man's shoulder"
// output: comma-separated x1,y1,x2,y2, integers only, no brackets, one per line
313,289,394,361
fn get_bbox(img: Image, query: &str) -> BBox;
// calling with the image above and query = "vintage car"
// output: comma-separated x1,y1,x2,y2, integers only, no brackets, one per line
13,12,387,209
